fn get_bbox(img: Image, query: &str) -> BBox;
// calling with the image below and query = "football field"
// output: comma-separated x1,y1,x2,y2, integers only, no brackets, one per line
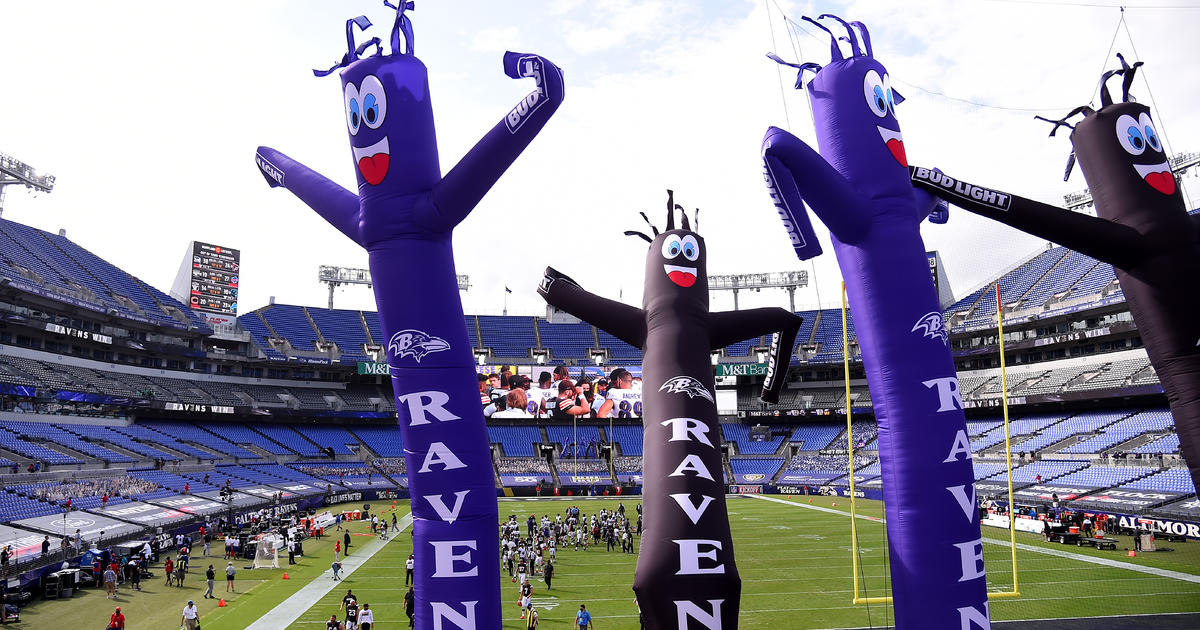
286,495,1200,629
17,495,1200,629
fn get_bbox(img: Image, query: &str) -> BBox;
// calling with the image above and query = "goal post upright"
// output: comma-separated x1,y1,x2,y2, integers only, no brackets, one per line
993,283,1021,599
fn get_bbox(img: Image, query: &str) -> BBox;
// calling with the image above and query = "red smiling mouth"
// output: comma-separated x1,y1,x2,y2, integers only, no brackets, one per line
352,137,390,186
1134,161,1175,196
877,126,907,167
664,264,696,287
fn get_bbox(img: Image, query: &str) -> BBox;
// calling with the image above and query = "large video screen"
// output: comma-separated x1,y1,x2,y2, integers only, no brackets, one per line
189,241,239,315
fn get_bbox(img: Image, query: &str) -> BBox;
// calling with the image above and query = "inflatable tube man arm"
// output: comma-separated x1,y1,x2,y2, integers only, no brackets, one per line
254,147,363,246
709,308,803,403
761,126,875,252
910,166,1149,268
537,267,646,348
432,53,565,228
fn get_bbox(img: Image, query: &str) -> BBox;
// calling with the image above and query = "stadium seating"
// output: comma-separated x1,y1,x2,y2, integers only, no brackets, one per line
1131,433,1180,454
536,319,595,360
478,315,536,359
197,422,292,456
1121,468,1195,494
722,423,785,455
1068,261,1118,300
350,424,405,457
1010,410,1129,452
963,247,1066,326
247,463,330,487
1050,465,1154,489
1018,249,1100,309
607,425,644,456
1057,409,1174,454
985,460,1088,484
259,305,319,351
596,329,640,363
0,425,82,465
971,414,1070,452
4,421,133,463
0,219,195,329
487,425,542,458
544,425,604,453
113,424,217,460
306,307,373,363
730,457,785,482
787,423,842,450
297,425,361,455
0,491,63,522
973,462,1012,481
237,312,288,360
128,469,219,494
139,421,260,460
253,425,321,456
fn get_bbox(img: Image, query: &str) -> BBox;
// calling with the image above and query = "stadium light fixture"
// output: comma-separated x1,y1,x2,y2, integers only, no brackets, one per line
318,265,469,309
708,271,808,311
0,151,56,216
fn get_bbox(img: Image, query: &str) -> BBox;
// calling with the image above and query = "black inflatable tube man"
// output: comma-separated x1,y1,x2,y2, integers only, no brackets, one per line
538,191,803,629
911,55,1200,491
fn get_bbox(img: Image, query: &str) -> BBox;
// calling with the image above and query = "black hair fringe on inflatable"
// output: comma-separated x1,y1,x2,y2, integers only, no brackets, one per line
665,190,677,231
1033,54,1144,180
1098,53,1143,107
624,231,653,244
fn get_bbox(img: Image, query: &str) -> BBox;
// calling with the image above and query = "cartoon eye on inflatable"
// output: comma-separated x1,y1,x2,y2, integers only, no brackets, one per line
883,74,897,117
1116,114,1146,155
359,75,388,129
681,235,700,261
864,70,888,118
1139,112,1161,153
661,235,683,259
344,82,362,135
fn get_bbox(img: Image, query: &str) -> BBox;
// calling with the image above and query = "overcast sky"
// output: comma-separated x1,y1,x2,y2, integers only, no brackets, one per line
1,1,1197,319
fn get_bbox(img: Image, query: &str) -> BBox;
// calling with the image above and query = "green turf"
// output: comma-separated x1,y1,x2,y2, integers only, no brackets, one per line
13,496,1200,629
13,501,394,630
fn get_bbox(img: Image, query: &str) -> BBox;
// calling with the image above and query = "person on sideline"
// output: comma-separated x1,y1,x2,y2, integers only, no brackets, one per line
181,600,199,630
204,565,215,599
577,604,594,629
107,606,125,630
358,603,375,630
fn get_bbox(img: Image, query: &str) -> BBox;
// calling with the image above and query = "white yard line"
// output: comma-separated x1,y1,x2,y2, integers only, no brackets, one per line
746,494,1200,585
244,512,413,630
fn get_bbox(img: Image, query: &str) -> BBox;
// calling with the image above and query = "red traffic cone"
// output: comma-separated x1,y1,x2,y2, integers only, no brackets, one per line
218,599,227,607
808,498,813,503
282,572,290,580
1128,550,1137,557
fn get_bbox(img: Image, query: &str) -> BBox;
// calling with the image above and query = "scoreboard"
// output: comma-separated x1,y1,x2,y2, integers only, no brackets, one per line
189,242,239,315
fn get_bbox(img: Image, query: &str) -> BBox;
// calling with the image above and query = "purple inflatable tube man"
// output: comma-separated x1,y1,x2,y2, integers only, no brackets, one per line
760,15,990,630
254,5,564,629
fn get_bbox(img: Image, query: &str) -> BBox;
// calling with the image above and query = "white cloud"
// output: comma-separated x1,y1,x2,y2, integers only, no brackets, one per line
470,26,520,53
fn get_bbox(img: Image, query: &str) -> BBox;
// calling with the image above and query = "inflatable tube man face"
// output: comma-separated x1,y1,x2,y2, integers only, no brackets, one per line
645,229,708,311
1073,103,1181,229
807,55,909,192
339,54,440,197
